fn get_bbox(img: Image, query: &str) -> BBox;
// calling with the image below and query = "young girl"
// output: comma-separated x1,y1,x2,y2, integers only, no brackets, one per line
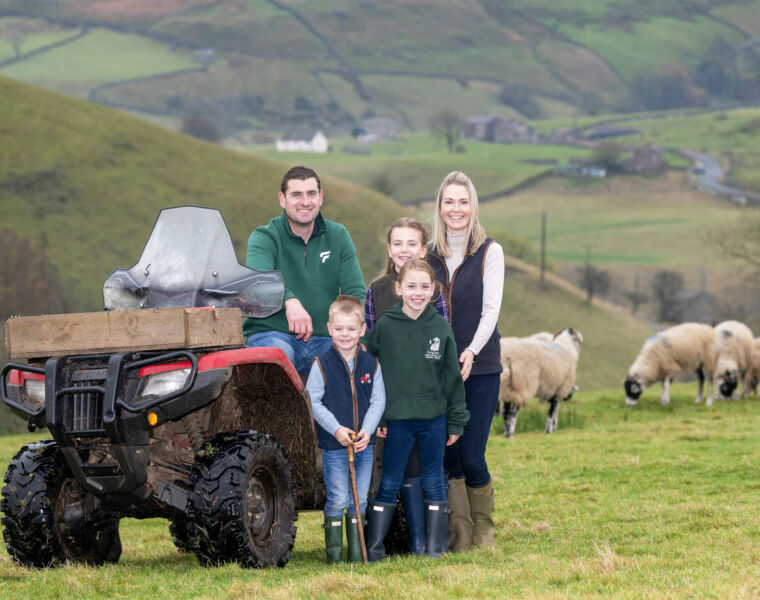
364,218,448,555
365,259,469,560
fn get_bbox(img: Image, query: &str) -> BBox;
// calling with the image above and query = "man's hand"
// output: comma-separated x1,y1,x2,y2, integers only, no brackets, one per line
285,298,313,341
353,429,370,452
459,349,475,381
334,426,355,447
446,434,460,446
376,427,387,438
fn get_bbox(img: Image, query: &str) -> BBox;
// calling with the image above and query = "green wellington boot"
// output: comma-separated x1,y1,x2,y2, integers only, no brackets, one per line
345,513,364,563
467,481,495,547
447,478,473,552
323,515,344,563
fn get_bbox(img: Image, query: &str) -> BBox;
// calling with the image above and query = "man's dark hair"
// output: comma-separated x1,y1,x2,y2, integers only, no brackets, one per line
281,166,321,194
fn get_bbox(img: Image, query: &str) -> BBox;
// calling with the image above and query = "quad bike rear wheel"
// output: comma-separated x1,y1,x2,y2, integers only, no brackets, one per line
187,430,297,568
1,440,121,568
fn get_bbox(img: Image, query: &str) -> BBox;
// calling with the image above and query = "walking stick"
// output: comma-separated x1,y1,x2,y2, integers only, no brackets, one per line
347,433,368,564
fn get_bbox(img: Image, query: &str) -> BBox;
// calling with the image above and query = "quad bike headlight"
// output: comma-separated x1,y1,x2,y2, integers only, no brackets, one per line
140,368,191,399
23,378,46,410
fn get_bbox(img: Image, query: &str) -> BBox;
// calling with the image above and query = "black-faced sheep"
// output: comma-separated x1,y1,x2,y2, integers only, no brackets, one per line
714,320,754,400
499,328,583,438
624,322,719,407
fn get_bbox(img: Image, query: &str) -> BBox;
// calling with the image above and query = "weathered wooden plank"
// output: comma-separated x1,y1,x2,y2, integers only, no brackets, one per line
5,307,244,359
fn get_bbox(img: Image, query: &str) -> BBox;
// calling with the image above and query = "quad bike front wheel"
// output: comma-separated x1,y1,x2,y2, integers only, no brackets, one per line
187,430,297,568
1,440,122,568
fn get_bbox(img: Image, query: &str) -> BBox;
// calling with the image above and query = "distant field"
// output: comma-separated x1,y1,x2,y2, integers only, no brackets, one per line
480,172,748,268
245,133,589,204
0,28,196,95
0,26,77,63
3,382,760,598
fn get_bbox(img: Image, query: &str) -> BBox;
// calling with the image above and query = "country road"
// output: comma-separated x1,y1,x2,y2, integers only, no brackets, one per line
683,151,752,205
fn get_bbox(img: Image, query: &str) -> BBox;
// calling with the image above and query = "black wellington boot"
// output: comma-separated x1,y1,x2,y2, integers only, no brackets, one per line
365,500,396,562
424,500,449,558
400,477,426,555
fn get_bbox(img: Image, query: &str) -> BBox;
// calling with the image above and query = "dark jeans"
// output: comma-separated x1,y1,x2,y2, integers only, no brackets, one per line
444,373,500,488
375,415,447,503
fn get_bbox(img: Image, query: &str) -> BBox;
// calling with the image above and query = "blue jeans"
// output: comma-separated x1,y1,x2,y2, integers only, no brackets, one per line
322,445,374,517
375,415,447,503
246,331,332,374
444,374,500,488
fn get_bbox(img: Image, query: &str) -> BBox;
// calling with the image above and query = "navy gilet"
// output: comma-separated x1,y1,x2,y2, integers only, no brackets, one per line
313,345,378,450
427,238,503,376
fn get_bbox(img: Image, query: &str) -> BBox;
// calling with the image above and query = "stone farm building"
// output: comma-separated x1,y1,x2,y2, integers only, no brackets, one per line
275,129,329,153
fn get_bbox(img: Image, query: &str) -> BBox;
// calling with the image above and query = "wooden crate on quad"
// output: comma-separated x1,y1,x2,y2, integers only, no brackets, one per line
5,307,244,359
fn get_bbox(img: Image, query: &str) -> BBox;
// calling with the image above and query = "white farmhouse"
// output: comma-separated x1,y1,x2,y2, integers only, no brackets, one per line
275,128,329,153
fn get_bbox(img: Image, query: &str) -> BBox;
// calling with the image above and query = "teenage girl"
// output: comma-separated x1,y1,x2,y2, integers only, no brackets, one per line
364,218,448,555
365,259,469,560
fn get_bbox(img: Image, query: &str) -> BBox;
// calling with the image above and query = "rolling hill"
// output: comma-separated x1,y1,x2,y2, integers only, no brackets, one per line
0,0,759,137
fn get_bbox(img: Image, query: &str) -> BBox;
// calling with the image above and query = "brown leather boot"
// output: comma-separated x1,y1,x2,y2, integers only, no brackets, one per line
467,480,495,547
447,478,473,552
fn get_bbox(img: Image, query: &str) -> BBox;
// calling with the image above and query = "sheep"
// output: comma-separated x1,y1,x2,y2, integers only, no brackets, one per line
623,322,719,407
747,337,760,396
714,320,754,400
499,328,583,438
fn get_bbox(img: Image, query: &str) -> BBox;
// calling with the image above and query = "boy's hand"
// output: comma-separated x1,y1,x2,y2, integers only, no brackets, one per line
446,434,460,446
353,430,370,452
334,426,355,447
376,427,387,438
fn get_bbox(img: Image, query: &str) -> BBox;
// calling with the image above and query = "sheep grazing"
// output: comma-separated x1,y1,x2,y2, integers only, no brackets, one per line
499,328,583,438
748,338,760,396
714,320,754,400
624,322,719,407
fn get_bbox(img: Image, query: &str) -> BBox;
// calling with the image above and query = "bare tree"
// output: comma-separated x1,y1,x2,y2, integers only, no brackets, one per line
652,270,684,323
428,110,462,152
577,263,611,305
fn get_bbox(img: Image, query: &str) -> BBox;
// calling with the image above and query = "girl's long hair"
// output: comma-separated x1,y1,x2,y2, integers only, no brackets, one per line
430,170,486,258
376,217,430,279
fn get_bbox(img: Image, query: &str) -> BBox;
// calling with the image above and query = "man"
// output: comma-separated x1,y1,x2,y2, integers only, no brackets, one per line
244,166,366,374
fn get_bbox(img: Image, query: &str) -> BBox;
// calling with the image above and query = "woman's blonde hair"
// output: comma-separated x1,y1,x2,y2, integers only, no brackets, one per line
430,170,487,257
379,217,430,277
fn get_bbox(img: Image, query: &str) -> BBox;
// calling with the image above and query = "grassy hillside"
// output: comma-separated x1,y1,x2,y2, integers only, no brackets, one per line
1,0,759,135
3,382,760,597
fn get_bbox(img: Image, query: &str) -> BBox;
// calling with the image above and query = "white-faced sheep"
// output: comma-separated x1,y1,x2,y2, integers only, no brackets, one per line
714,320,754,400
499,328,583,438
624,322,719,407
747,337,760,396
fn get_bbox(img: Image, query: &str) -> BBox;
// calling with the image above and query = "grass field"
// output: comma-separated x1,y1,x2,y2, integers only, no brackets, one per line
245,133,589,204
0,28,196,95
2,382,760,598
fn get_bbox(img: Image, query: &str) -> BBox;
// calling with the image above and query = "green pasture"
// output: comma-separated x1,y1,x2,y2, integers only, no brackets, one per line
0,25,78,63
247,133,589,204
0,28,196,94
3,383,760,598
479,173,750,268
558,15,743,81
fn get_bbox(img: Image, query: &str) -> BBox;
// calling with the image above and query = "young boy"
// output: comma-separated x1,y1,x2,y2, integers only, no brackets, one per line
306,295,386,563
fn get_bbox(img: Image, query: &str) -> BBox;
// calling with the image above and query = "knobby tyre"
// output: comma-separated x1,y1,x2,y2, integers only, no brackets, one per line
1,440,121,568
187,430,297,568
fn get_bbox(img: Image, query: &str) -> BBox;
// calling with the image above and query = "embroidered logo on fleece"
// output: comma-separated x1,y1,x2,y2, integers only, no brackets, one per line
320,250,331,263
360,373,372,384
425,337,441,360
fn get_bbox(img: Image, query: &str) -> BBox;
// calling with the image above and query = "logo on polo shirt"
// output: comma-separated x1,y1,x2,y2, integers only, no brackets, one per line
320,250,331,263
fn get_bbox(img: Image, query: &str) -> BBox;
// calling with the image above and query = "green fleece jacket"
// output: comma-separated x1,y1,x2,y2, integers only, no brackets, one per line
243,212,366,339
366,303,469,436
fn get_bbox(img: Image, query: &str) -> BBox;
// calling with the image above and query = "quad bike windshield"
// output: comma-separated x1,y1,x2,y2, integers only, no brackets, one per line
103,206,285,318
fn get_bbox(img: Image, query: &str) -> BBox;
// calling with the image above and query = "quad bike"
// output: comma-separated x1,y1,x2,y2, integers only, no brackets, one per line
0,206,411,569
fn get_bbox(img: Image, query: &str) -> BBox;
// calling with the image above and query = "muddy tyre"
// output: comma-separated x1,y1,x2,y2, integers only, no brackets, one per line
187,431,297,568
1,440,121,568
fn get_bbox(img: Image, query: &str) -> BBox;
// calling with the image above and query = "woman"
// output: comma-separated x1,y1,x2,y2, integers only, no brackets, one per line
426,171,504,551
